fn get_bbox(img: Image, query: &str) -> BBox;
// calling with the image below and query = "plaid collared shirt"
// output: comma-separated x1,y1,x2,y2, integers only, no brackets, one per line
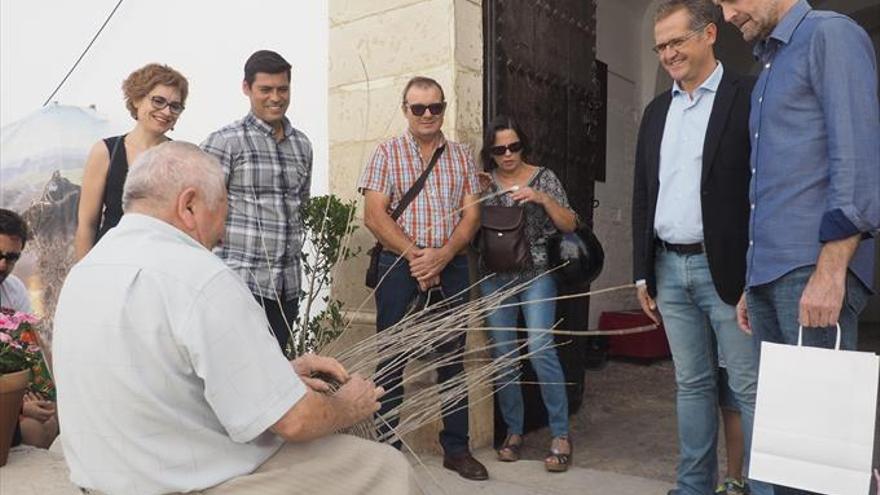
358,131,479,248
201,112,312,301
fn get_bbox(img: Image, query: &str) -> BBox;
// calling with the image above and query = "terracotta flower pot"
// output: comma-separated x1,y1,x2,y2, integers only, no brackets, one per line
0,369,31,466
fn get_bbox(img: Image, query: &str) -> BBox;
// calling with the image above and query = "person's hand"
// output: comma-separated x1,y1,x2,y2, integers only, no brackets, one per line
477,172,493,193
508,186,545,205
292,354,350,393
22,399,55,423
334,373,385,425
418,274,441,292
409,247,451,283
799,267,845,328
636,285,661,326
24,391,47,402
736,293,752,335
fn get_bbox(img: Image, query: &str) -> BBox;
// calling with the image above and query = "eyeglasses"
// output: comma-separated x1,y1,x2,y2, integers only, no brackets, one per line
0,251,21,263
652,24,709,54
150,95,185,115
489,141,524,156
406,102,446,117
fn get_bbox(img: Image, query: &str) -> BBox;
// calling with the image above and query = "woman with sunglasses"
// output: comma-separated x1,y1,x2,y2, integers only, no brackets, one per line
478,115,578,472
74,63,188,260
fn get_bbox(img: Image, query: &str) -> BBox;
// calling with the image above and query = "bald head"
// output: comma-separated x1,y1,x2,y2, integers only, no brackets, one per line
123,141,228,249
123,142,224,212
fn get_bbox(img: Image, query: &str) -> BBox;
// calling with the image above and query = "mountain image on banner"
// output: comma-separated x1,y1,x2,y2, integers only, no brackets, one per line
0,103,120,211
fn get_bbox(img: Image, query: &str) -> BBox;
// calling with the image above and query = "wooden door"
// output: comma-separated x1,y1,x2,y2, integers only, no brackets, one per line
484,0,606,428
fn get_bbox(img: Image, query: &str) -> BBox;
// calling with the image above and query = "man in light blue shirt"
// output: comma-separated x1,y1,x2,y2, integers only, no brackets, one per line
632,1,764,493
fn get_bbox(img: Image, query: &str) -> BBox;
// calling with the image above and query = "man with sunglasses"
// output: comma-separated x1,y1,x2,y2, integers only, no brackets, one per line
632,1,765,494
0,208,61,453
0,208,32,313
202,50,312,352
358,76,486,480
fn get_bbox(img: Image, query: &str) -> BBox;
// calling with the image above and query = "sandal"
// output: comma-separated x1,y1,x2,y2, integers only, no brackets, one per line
497,434,522,462
544,436,572,472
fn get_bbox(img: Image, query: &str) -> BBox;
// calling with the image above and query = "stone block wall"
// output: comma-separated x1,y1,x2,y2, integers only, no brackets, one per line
328,0,491,453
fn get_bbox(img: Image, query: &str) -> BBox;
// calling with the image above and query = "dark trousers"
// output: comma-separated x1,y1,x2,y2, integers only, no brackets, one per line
374,251,471,455
260,296,299,351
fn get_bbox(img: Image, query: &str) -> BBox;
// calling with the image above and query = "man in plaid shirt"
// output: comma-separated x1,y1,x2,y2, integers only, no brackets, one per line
358,76,486,480
202,50,312,351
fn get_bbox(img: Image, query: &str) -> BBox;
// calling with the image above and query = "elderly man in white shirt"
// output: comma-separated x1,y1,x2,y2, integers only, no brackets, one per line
53,142,417,495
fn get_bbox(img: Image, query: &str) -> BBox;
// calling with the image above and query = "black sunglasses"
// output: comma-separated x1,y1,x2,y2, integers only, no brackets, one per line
406,102,446,117
150,95,185,115
0,251,22,263
489,141,524,156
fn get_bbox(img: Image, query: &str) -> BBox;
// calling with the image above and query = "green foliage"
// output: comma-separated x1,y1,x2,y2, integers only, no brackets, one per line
291,195,361,357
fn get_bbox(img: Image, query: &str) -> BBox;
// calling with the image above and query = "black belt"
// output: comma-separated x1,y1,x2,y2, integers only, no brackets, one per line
655,239,704,255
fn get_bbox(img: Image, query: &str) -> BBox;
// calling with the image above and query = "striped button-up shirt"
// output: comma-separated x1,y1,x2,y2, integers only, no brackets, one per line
358,131,480,248
201,113,312,301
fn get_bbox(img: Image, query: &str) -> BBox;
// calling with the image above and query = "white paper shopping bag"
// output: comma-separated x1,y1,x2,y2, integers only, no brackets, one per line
750,325,879,495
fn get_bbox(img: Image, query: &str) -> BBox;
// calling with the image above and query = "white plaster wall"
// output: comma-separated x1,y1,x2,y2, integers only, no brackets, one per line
329,0,484,316
589,0,650,327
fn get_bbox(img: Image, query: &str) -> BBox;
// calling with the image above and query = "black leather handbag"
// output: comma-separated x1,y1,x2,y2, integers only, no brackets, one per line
477,167,549,273
478,204,531,273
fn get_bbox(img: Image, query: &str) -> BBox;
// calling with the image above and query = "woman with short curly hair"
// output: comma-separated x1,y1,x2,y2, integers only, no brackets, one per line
74,63,189,259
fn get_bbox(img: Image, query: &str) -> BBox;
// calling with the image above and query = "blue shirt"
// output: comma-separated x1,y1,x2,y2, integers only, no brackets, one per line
655,62,724,244
748,0,880,289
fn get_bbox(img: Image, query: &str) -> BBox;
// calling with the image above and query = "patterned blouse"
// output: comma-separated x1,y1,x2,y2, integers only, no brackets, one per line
479,166,572,277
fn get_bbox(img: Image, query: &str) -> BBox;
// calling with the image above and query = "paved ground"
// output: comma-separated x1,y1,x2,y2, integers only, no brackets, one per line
0,359,681,495
0,359,680,495
416,450,671,494
414,358,681,494
3,324,877,494
531,358,680,482
0,444,673,495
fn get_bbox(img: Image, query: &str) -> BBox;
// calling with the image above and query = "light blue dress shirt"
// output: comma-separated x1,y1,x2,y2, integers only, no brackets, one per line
748,0,880,289
654,62,724,244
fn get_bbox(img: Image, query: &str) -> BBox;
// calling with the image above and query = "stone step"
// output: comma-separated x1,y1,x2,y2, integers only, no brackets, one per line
1,444,672,494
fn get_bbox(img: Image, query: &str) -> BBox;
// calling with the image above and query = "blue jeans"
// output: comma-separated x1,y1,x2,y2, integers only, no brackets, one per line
373,251,471,455
480,272,569,438
746,265,870,495
654,249,767,495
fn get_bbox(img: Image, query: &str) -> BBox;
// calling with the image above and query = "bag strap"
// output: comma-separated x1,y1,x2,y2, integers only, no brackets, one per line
102,136,124,196
489,166,548,191
798,324,842,350
106,135,123,168
527,166,548,187
390,144,445,220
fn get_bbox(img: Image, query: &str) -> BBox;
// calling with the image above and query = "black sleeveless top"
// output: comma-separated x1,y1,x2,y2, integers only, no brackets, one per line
95,135,128,243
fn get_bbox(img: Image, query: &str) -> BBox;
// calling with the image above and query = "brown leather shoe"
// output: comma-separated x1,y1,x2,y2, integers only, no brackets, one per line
442,452,489,480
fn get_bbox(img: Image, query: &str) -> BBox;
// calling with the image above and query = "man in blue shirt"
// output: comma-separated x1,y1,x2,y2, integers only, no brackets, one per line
717,0,879,491
715,0,878,346
632,2,765,494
